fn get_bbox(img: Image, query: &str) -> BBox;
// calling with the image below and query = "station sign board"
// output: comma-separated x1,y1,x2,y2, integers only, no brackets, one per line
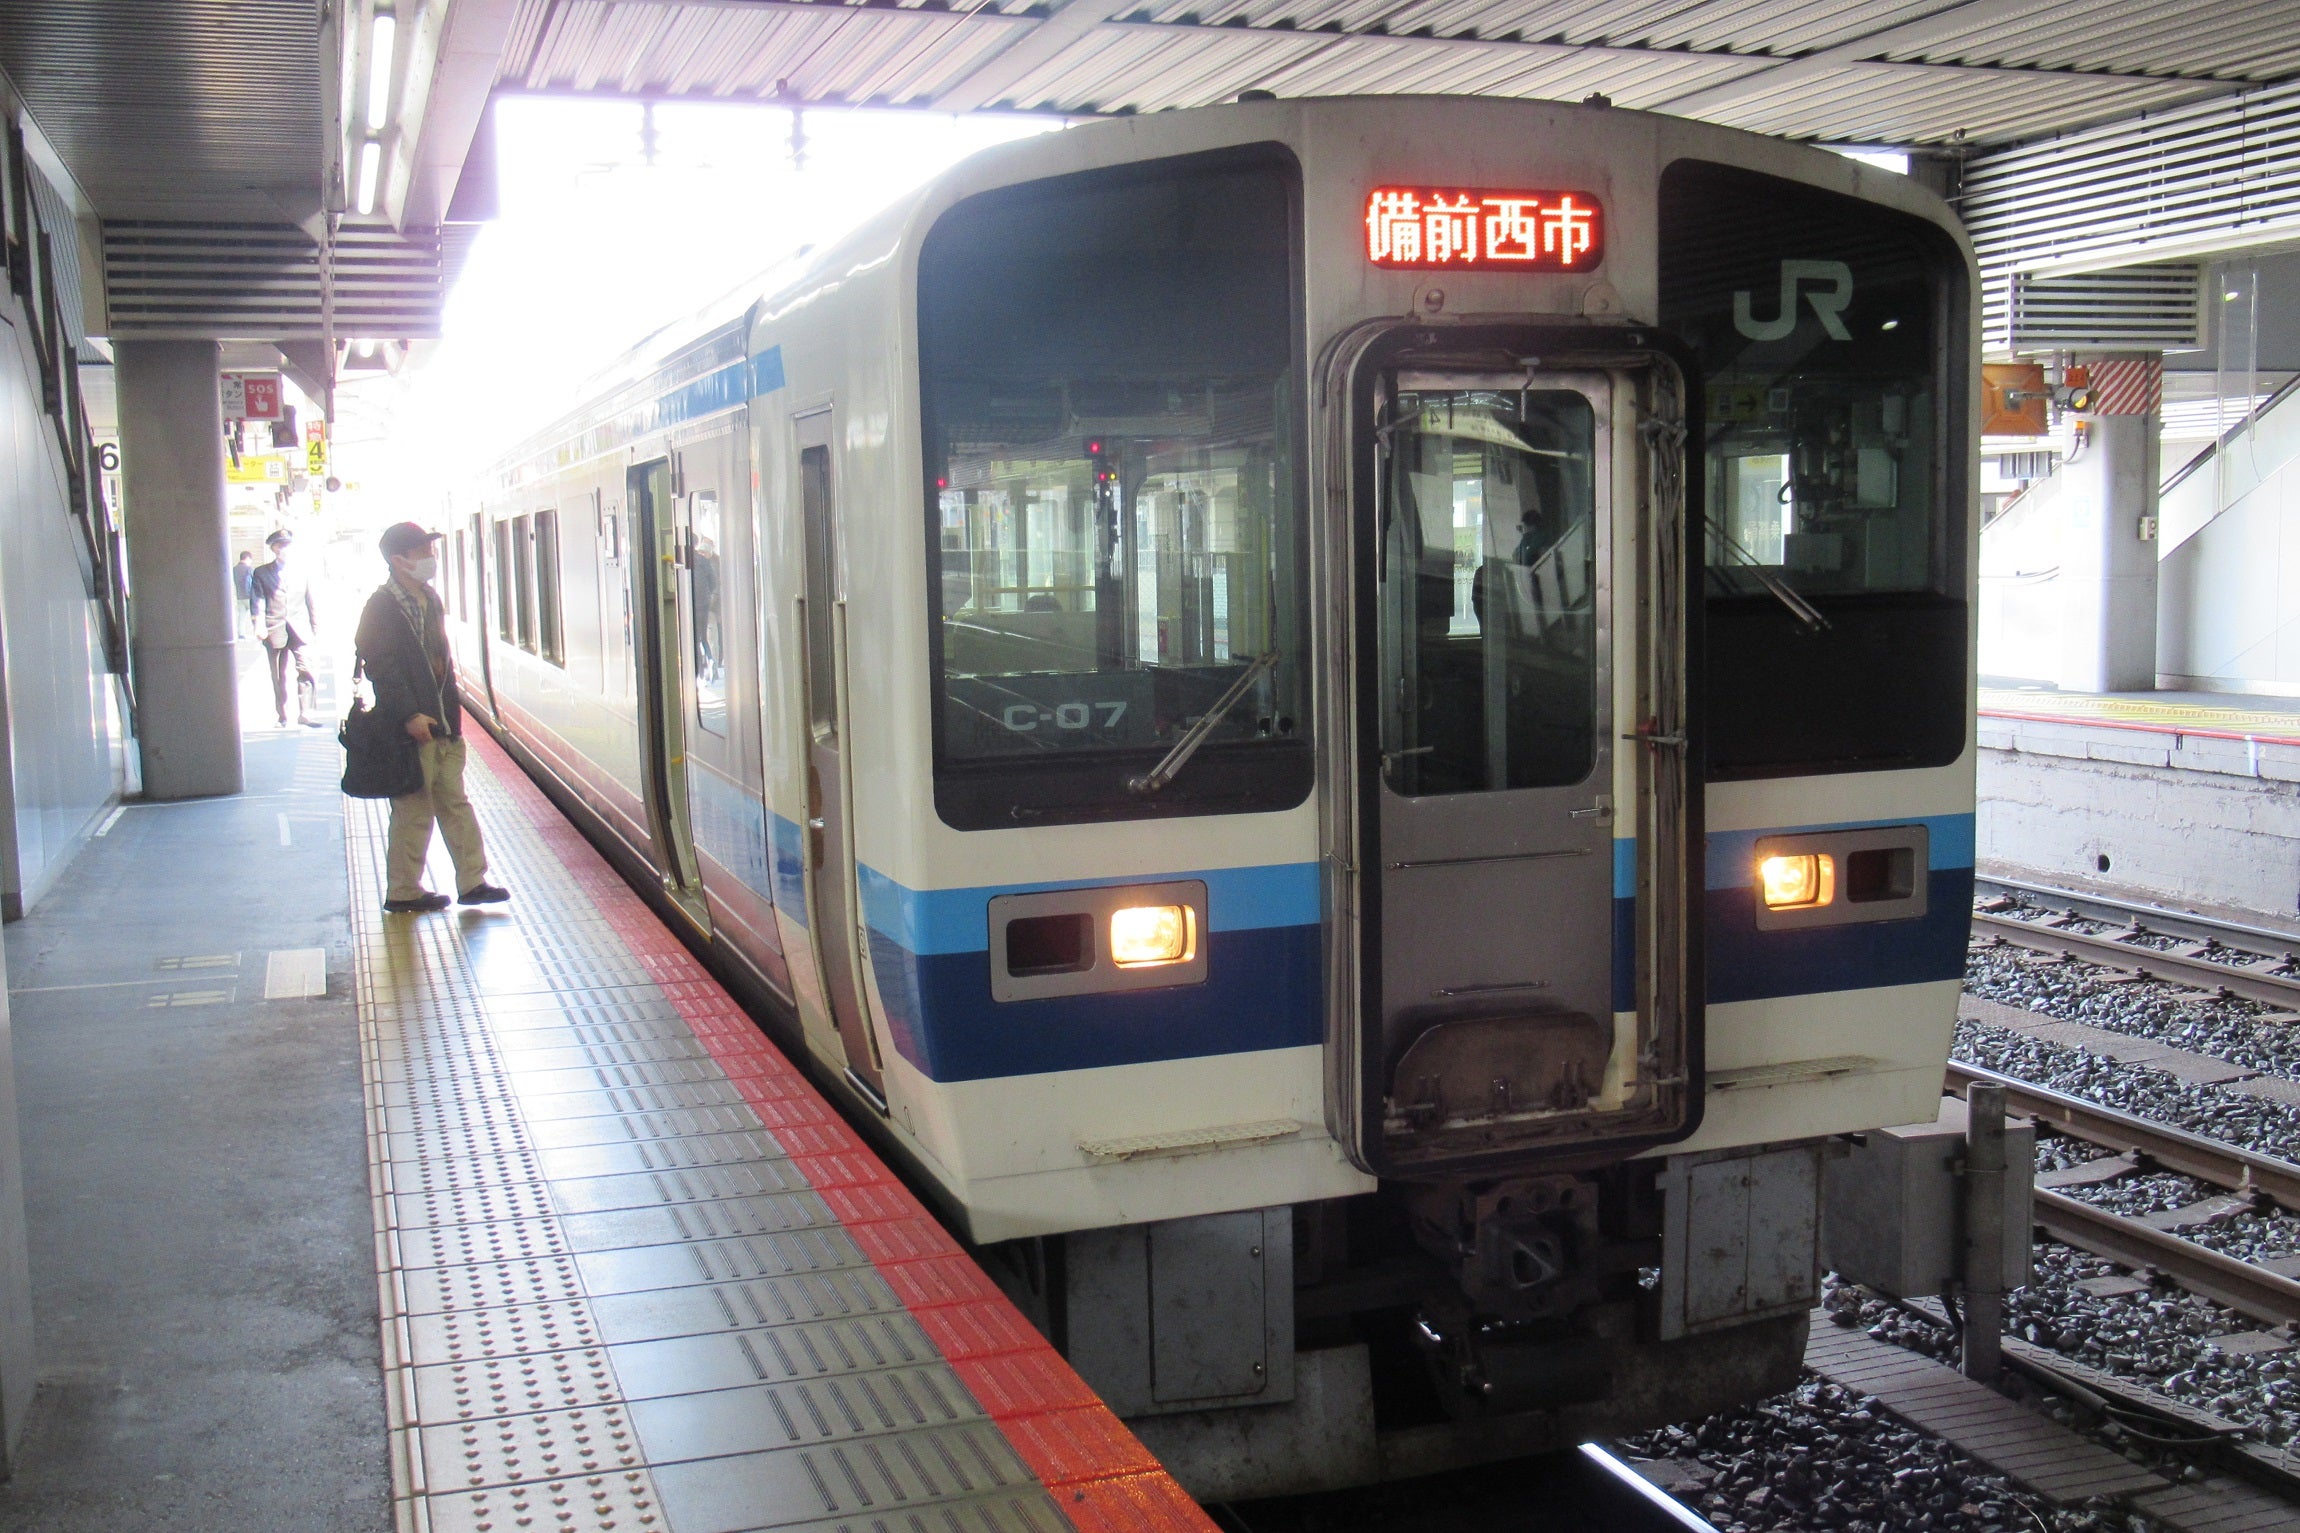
222,371,284,422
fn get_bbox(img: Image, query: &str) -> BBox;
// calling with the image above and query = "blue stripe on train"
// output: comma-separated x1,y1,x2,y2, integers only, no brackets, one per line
1609,813,1976,1008
771,814,1975,1082
863,923,1324,1082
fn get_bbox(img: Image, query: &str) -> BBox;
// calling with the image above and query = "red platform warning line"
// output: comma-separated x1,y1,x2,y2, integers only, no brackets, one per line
462,726,1218,1533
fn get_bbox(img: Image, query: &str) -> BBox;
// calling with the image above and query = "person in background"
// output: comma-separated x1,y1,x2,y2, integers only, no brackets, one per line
248,529,321,727
355,521,509,915
231,550,255,638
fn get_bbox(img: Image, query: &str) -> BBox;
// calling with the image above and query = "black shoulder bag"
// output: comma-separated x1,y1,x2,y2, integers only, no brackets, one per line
339,651,426,800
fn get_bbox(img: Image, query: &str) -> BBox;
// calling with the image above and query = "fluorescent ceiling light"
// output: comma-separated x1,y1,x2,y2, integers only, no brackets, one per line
367,14,397,132
357,140,382,215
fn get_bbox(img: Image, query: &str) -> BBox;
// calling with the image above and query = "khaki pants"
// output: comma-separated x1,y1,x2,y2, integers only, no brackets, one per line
385,737,490,901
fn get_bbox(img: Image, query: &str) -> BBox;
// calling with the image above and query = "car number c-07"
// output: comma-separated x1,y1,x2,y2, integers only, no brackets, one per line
1001,701,1129,732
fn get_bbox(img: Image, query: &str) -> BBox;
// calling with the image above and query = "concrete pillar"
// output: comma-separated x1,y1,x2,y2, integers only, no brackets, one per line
2057,400,2161,694
117,340,242,798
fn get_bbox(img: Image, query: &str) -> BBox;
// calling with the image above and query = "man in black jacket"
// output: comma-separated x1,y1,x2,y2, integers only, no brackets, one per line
355,522,510,914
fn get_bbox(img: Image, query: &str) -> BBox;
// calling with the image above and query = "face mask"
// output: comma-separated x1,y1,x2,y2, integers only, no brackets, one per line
406,555,438,581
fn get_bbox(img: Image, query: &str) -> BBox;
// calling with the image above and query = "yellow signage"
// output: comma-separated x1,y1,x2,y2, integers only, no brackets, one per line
227,454,291,486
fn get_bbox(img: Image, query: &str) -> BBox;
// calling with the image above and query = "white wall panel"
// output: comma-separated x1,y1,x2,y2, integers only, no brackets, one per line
0,310,119,915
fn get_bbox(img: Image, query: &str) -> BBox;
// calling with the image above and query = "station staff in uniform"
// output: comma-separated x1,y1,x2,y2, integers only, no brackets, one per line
356,521,511,914
248,528,321,727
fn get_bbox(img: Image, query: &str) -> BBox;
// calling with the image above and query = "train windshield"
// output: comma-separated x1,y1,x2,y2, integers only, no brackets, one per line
919,147,1309,829
1659,160,1970,779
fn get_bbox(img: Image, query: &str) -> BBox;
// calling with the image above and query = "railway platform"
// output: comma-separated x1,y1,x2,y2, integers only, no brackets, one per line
0,696,1208,1533
1976,686,2300,928
349,727,1206,1533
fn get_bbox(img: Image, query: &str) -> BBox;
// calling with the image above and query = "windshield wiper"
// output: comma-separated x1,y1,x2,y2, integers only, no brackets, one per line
1128,652,1279,795
1703,512,1830,633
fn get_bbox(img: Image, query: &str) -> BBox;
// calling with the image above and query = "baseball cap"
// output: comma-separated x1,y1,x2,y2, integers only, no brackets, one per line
379,521,443,558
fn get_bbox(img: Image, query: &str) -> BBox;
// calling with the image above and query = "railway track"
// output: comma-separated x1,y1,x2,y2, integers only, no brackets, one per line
1973,875,2300,1010
1951,1060,2300,1328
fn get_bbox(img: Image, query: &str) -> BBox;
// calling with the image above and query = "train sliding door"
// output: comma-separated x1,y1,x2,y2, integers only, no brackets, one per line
627,457,711,930
1337,331,1695,1176
792,407,888,1108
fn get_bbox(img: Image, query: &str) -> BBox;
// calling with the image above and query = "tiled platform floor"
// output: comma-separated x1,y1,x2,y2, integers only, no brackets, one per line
353,728,1209,1533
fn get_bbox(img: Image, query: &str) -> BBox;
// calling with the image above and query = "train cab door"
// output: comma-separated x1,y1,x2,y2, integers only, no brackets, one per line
792,407,888,1109
1337,333,1695,1176
628,456,712,931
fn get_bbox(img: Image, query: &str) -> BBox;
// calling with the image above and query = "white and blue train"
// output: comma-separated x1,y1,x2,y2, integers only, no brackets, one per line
452,95,1976,1495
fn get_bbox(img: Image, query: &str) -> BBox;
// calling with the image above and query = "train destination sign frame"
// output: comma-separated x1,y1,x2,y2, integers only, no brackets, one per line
1364,187,1604,271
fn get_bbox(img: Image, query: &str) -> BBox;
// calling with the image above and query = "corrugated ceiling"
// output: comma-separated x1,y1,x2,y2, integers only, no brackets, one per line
496,0,2300,146
2,0,2297,228
0,0,323,222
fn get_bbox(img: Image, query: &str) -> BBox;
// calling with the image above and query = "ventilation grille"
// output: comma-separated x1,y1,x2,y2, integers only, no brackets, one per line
1965,79,2300,353
2000,265,2203,352
102,217,444,340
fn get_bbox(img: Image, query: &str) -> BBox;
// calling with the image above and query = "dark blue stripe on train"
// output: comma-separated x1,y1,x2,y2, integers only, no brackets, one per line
862,923,1323,1082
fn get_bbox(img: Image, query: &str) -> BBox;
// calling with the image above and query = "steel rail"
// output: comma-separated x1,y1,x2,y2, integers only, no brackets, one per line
1972,909,2300,1010
1978,875,2300,957
1950,1063,2300,1324
1948,1061,2300,1213
2030,1187,2300,1328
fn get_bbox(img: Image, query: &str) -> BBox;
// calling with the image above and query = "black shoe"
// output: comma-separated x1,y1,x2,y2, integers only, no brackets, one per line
458,883,511,905
383,892,453,914
300,715,327,729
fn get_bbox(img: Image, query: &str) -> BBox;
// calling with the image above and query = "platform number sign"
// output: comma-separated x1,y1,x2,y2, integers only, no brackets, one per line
305,420,329,478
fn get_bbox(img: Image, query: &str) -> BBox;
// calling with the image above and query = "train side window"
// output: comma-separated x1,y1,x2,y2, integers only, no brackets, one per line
536,509,565,666
689,490,726,735
513,514,537,653
492,519,515,644
800,445,838,743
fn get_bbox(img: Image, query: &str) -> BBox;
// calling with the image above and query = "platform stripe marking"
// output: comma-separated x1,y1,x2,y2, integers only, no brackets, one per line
461,726,1216,1533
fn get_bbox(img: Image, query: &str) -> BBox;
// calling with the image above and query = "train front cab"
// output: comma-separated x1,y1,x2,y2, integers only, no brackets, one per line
898,105,1973,1483
446,98,1976,1495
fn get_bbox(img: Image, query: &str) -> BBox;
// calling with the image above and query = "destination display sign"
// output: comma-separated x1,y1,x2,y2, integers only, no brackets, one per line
1364,187,1603,272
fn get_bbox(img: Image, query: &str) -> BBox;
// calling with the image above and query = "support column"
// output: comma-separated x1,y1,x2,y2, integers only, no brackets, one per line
117,340,242,798
2057,356,2162,694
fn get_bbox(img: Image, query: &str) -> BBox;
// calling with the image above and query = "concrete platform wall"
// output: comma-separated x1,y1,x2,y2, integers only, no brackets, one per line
0,320,118,918
1977,715,2300,921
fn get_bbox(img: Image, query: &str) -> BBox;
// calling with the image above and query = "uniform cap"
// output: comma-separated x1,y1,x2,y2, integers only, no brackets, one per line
379,521,443,558
266,528,292,548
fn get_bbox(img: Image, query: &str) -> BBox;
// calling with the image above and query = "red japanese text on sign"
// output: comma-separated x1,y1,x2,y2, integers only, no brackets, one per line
1364,187,1604,272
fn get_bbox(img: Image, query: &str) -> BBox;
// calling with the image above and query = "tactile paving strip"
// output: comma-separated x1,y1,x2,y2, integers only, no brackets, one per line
351,728,1214,1533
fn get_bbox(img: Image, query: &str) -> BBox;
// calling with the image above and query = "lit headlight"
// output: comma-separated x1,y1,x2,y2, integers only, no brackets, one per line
1110,904,1194,966
1759,853,1835,910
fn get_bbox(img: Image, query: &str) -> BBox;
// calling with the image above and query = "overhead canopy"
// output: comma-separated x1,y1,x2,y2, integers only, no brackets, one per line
492,0,2300,147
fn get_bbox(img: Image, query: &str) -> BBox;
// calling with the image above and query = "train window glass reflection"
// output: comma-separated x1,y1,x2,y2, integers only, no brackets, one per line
512,514,537,653
1659,159,1969,779
1377,388,1598,796
536,509,565,667
689,491,726,735
492,519,514,644
919,147,1307,825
